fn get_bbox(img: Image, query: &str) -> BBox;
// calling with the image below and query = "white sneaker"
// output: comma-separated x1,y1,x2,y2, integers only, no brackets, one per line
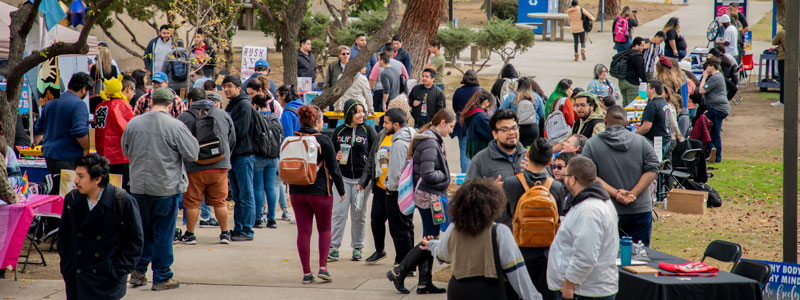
771,101,784,107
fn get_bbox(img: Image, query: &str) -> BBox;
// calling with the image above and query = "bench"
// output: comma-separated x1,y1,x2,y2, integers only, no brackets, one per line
515,22,544,32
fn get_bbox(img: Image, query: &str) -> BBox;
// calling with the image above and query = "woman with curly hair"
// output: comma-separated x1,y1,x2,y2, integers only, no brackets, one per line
388,178,541,299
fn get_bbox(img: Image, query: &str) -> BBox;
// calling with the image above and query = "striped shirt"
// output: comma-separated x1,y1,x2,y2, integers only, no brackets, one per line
643,43,663,74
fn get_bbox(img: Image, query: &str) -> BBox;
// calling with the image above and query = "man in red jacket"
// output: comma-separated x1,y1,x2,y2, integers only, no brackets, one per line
95,75,135,191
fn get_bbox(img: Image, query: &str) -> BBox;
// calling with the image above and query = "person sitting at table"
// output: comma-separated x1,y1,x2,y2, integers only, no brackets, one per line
547,156,619,300
57,154,144,300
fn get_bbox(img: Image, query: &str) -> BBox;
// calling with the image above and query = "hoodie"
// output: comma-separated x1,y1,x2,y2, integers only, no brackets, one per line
581,126,659,215
464,108,492,143
224,92,253,157
570,97,606,139
178,100,236,173
332,99,378,179
281,99,304,138
547,180,619,297
412,129,450,196
385,126,415,192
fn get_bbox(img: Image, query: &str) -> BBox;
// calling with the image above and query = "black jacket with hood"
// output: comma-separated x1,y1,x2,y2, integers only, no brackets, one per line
412,129,450,195
224,92,253,157
332,99,378,179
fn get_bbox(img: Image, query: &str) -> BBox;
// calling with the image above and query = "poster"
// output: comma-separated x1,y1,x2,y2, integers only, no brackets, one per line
744,31,753,51
714,0,747,18
240,46,268,79
0,82,31,114
753,259,800,300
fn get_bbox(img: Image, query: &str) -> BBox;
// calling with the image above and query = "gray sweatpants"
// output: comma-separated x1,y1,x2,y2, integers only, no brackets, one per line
330,177,371,250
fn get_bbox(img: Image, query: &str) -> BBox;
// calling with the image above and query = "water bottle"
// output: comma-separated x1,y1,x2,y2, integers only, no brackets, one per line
620,236,633,266
637,83,649,100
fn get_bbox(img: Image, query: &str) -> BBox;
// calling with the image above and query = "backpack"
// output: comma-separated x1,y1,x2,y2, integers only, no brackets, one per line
188,108,225,165
397,158,416,215
512,175,559,248
251,108,283,158
544,98,571,143
609,49,635,79
581,8,593,33
517,99,537,125
170,51,189,81
613,16,629,43
500,78,518,106
279,133,328,190
680,179,722,208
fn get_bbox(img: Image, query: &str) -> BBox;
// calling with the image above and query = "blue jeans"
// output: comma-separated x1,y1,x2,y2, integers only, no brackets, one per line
618,212,652,247
275,174,287,210
688,108,697,120
254,156,279,221
556,292,616,300
417,206,440,237
229,155,256,237
705,108,727,162
614,40,631,53
457,135,470,173
200,200,212,220
435,84,445,92
133,193,180,284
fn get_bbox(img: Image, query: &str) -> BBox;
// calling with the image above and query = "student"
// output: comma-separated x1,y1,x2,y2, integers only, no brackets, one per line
251,94,284,229
699,57,730,163
222,75,257,241
545,79,576,127
425,40,446,91
663,17,687,60
643,31,666,79
460,90,496,159
94,76,135,191
465,109,527,182
612,6,638,53
635,80,671,158
408,68,446,128
587,64,621,101
566,0,594,61
618,37,648,106
451,70,481,172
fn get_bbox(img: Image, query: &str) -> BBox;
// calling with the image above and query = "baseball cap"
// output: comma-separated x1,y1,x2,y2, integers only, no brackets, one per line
153,87,174,101
718,14,731,24
152,72,168,83
255,59,269,68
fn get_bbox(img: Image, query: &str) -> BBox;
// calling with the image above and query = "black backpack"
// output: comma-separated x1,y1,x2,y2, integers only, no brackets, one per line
250,108,283,158
188,108,226,165
609,49,635,79
581,8,593,33
680,179,722,208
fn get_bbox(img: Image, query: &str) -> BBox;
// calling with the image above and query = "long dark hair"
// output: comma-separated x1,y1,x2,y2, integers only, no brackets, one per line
459,90,495,125
277,85,299,102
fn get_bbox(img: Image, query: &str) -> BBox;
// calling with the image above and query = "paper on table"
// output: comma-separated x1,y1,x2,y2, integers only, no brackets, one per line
616,258,649,266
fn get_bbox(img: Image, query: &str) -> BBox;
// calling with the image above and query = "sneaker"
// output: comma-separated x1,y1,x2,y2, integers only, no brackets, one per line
708,148,717,164
178,232,197,245
254,220,266,228
129,270,147,287
219,231,231,244
318,268,332,281
328,248,340,261
151,278,180,291
282,208,292,221
352,248,363,261
302,273,315,284
172,228,183,244
199,218,220,228
266,220,278,228
230,233,254,242
771,101,784,107
365,251,387,264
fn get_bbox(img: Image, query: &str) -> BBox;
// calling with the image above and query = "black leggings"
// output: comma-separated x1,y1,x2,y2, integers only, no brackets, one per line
573,32,586,53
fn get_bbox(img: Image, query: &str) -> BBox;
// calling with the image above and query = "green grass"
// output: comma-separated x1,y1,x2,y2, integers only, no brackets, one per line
706,158,783,204
751,9,779,43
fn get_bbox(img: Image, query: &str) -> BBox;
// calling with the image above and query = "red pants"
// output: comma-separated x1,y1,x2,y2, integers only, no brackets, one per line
291,193,333,274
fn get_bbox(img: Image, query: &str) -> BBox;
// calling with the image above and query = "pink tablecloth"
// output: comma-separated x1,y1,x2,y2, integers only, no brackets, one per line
0,195,64,270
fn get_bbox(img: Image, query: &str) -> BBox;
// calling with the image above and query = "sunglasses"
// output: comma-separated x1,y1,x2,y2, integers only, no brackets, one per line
553,165,565,170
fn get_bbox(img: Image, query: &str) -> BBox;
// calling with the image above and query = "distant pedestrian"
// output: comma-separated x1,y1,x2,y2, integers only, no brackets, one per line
612,6,638,53
451,70,481,172
460,90,495,158
771,28,785,107
143,25,173,75
566,0,594,61
297,38,316,83
392,35,413,74
425,40,446,91
663,17,687,60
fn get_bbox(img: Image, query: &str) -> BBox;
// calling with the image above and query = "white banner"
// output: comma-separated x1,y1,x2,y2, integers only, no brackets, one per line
240,46,268,79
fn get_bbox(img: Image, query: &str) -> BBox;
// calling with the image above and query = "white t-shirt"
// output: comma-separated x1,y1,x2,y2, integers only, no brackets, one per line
723,24,738,56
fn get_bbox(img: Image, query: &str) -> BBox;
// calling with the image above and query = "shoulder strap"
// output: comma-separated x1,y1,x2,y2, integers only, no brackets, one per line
516,173,530,192
556,98,567,111
542,177,554,190
491,224,508,299
112,186,127,229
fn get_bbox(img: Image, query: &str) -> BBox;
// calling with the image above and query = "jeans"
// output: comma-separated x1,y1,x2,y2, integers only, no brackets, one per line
132,193,180,284
618,212,652,247
275,175,287,210
417,206,440,237
200,201,212,220
229,155,256,237
688,108,697,120
457,135,470,173
573,32,586,53
331,177,369,250
556,292,616,300
614,41,630,53
705,108,727,162
778,59,785,104
253,156,279,222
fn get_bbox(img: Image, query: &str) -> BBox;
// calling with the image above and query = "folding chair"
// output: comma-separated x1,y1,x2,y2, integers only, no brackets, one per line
701,240,743,272
732,259,771,291
739,54,754,86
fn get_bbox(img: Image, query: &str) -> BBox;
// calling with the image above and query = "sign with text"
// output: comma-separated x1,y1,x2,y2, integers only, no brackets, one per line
753,259,800,300
714,0,747,18
240,46,268,79
517,0,551,34
0,82,31,114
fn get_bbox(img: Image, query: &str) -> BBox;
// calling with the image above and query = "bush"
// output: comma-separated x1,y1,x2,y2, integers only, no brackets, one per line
334,9,390,47
491,0,518,22
436,24,475,61
300,12,331,59
475,19,535,65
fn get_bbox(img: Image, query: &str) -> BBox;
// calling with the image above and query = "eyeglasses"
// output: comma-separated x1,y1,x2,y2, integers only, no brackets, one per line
495,125,519,133
223,84,236,89
341,52,350,56
573,103,589,108
553,165,565,170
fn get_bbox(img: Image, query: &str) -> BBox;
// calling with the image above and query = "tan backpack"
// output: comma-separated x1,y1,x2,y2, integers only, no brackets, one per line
279,133,329,193
512,174,559,248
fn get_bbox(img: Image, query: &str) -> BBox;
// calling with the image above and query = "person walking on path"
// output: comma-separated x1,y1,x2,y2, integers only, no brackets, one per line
143,25,173,75
123,87,199,291
58,154,143,300
288,105,346,284
452,71,481,172
566,0,594,61
176,88,235,245
612,7,638,53
329,99,377,262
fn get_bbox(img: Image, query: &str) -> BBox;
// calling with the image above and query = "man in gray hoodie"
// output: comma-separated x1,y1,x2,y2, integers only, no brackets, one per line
581,105,658,247
176,88,236,245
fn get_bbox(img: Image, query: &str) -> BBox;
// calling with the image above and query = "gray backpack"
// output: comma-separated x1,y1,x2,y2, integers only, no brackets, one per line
544,98,570,143
517,99,536,125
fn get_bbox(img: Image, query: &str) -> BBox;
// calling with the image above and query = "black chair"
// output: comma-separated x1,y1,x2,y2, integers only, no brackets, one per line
701,240,743,272
660,148,704,191
732,259,771,291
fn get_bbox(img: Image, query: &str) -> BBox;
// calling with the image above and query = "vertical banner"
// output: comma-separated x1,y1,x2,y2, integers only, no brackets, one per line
240,46,268,79
714,0,747,18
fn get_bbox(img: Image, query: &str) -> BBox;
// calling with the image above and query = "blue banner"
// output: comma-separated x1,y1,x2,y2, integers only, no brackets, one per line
753,259,800,300
0,81,32,114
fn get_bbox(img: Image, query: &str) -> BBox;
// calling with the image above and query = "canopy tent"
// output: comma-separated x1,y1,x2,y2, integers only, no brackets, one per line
0,1,98,59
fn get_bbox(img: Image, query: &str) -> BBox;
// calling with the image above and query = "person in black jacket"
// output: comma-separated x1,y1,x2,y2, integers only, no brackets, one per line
491,64,519,107
290,105,346,284
408,68,446,128
500,138,565,300
222,75,257,242
386,109,455,294
58,154,143,299
619,37,648,106
329,99,377,262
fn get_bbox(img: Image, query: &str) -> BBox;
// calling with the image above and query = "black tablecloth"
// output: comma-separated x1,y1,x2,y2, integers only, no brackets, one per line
617,248,763,300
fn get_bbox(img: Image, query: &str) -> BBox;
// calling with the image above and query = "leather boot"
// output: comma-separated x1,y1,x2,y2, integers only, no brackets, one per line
574,53,580,61
581,48,587,61
386,243,426,294
416,255,446,294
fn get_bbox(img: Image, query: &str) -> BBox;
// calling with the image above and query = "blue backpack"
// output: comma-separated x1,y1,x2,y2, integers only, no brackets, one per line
170,51,189,81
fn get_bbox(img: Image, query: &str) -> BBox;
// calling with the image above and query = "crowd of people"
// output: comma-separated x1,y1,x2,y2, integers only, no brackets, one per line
0,3,754,297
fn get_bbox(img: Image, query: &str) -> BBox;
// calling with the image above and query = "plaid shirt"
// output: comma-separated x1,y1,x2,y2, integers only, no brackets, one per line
133,91,187,117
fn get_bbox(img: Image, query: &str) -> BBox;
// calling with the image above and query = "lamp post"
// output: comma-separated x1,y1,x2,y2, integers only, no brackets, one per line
783,0,798,264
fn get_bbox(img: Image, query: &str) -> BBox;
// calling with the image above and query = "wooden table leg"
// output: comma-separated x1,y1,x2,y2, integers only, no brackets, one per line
549,19,555,41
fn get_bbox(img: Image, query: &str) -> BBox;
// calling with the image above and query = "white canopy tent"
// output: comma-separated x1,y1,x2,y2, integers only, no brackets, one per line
0,1,98,59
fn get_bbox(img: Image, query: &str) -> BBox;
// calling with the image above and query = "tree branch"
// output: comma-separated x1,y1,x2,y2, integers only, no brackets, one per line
115,13,147,51
101,26,143,57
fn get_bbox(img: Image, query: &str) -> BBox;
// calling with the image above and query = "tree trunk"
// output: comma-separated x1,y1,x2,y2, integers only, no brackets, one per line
311,0,401,109
559,0,571,13
397,0,447,80
280,0,308,87
599,0,620,19
776,0,786,27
